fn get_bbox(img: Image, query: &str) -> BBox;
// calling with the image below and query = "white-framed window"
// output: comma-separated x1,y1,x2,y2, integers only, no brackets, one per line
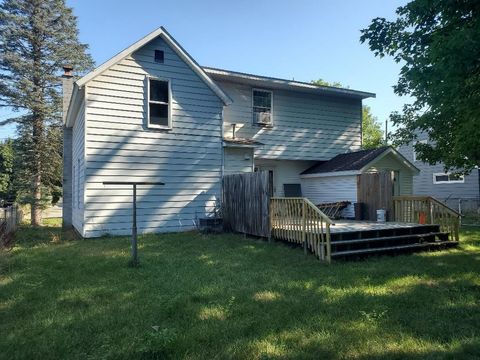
413,139,427,162
252,89,273,126
147,77,171,129
433,173,465,184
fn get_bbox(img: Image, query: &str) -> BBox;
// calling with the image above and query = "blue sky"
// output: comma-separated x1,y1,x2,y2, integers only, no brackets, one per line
0,0,408,140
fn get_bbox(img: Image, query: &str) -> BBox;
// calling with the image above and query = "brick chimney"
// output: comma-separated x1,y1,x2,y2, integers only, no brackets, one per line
62,65,74,229
62,65,74,122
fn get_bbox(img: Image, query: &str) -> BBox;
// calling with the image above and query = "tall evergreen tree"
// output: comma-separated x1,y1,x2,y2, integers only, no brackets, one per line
0,139,15,203
0,0,94,225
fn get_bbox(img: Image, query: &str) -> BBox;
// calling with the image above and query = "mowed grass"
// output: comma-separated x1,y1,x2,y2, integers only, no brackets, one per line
1,219,480,360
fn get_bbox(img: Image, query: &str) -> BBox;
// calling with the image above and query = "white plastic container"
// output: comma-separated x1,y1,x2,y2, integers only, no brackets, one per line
376,209,386,222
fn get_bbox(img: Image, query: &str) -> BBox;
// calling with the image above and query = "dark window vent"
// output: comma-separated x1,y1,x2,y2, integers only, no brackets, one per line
154,50,164,63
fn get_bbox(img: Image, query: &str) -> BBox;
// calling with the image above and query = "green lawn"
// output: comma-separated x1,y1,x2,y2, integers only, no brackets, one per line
1,219,479,360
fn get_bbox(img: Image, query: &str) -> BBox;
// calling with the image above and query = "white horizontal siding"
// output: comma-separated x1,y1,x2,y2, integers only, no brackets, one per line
72,102,85,235
255,159,314,197
83,36,224,237
301,175,357,218
218,80,362,160
224,148,253,175
398,143,480,201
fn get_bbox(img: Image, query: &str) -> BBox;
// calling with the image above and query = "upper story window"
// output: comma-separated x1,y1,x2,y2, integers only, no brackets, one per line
433,173,465,184
413,139,427,162
154,50,164,63
252,89,273,126
148,78,171,129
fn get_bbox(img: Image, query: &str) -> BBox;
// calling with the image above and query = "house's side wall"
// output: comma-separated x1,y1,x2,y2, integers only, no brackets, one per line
62,127,73,227
301,175,357,217
254,159,315,197
71,101,86,235
224,147,253,175
83,36,224,237
399,143,480,210
366,152,413,195
217,80,362,161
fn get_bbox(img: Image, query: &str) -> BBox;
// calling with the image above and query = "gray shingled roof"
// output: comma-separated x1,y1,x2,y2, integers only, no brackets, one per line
301,147,390,175
204,67,376,100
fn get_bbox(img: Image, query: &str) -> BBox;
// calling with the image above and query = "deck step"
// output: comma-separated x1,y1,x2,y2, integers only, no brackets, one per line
331,232,446,245
331,240,459,257
330,224,441,241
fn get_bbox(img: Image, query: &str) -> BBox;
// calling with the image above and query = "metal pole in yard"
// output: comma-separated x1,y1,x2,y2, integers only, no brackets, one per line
103,181,164,267
132,183,138,266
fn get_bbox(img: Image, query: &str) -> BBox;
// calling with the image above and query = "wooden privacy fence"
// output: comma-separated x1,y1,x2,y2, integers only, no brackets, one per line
0,205,23,246
393,196,460,241
270,197,334,262
222,171,271,238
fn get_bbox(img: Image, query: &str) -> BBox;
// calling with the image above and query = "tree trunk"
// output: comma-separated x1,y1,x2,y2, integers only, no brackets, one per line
30,5,43,227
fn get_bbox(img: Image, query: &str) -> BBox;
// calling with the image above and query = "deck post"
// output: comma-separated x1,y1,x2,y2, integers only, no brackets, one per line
326,224,331,263
268,198,273,243
428,198,434,225
302,200,307,255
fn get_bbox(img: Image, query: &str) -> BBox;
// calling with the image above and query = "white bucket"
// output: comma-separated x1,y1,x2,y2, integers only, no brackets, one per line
376,209,386,222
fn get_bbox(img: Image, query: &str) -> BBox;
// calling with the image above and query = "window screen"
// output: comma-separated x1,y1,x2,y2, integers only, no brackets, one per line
253,89,272,125
154,50,164,63
149,79,169,127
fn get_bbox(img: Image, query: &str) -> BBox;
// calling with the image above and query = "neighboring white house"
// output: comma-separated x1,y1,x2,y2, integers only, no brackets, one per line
62,27,417,237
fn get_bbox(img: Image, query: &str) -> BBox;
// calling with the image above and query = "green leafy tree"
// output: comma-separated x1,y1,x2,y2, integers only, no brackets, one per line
0,0,94,225
0,139,15,203
362,105,384,149
360,0,480,172
311,78,345,88
312,79,384,149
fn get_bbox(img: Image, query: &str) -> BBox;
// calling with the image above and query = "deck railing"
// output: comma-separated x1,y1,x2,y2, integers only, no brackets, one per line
393,196,460,241
270,197,334,262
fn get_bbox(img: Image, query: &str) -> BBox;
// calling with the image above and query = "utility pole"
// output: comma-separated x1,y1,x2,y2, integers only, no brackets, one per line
385,119,388,145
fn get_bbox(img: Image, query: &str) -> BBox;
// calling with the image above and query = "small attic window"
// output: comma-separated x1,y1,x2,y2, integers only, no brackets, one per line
154,50,164,63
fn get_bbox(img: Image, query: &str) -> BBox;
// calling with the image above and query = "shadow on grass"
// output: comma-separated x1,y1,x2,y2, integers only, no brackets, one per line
1,225,479,359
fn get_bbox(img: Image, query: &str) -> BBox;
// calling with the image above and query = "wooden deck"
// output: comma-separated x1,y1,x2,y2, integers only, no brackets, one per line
269,197,461,262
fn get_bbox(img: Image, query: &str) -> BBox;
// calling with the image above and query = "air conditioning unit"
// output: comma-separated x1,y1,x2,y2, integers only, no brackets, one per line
255,112,272,125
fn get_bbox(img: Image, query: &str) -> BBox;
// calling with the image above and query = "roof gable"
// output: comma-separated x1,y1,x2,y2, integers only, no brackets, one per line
302,147,389,174
75,27,232,105
301,147,419,176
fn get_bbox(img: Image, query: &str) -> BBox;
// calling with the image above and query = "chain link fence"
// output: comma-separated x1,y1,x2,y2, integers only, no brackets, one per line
439,197,480,226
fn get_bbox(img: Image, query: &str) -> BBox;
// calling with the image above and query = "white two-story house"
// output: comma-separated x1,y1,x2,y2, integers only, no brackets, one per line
62,27,418,237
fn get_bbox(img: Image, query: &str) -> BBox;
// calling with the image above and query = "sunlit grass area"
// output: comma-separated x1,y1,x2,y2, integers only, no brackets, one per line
1,219,479,359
